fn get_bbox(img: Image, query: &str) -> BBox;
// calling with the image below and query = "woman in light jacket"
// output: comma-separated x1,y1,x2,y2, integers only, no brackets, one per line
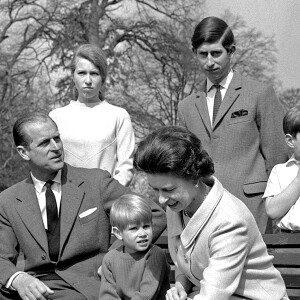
134,125,288,300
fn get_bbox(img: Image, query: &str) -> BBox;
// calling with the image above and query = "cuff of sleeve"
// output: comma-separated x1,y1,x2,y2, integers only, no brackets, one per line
6,271,27,290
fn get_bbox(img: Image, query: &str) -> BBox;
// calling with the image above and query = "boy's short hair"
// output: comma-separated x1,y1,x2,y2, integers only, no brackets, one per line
283,104,300,137
110,194,152,231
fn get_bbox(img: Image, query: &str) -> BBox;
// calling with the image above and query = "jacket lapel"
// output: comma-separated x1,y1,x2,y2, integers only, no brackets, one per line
59,164,85,252
194,82,212,134
15,177,48,252
181,177,223,248
213,72,242,128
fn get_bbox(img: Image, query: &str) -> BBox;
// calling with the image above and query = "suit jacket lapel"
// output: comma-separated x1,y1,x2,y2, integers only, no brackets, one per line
213,72,242,128
194,81,212,134
59,164,85,252
15,177,48,252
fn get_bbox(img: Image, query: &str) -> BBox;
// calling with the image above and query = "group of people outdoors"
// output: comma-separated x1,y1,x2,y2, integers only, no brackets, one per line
0,15,298,300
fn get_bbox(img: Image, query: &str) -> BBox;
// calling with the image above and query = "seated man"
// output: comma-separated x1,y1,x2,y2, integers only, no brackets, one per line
0,112,166,300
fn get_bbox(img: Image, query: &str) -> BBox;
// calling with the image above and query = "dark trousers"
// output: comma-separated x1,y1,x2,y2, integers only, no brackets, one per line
0,277,87,300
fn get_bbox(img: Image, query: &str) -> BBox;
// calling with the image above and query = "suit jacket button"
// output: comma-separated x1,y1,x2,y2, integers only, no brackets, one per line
41,254,46,260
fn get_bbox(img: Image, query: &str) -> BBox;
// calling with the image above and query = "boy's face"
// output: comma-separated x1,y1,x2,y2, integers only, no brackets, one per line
120,222,153,254
286,132,300,161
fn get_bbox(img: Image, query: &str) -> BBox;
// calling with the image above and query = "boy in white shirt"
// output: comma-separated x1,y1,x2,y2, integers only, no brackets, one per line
263,104,300,231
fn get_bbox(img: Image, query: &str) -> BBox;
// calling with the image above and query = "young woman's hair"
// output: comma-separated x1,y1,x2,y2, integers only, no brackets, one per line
70,43,107,100
110,194,152,231
191,16,235,52
283,104,300,137
134,126,214,180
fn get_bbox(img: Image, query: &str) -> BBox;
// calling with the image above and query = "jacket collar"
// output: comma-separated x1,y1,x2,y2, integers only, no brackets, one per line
168,176,224,248
194,72,242,131
15,163,86,256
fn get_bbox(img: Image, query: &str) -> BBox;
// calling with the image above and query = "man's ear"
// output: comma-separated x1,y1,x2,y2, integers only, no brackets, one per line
228,45,236,56
112,227,123,241
285,134,295,149
16,146,30,161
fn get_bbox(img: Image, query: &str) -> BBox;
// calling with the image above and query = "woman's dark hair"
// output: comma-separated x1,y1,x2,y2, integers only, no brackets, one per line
134,126,214,180
191,16,235,52
70,44,107,100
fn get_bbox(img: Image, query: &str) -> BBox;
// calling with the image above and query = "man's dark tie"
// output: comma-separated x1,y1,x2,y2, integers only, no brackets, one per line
212,84,222,123
45,181,60,262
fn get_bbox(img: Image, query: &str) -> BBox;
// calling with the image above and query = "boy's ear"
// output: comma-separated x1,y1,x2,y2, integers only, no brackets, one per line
112,227,123,240
285,134,294,149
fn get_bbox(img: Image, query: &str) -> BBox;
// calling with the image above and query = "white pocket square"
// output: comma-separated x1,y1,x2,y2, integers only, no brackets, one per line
79,207,97,218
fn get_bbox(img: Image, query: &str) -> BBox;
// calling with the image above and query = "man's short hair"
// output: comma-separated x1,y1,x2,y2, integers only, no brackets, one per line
283,104,300,137
191,16,235,52
110,194,152,231
13,112,56,148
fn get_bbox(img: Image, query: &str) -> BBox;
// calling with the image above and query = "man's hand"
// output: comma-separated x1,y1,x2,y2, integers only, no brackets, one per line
12,273,54,300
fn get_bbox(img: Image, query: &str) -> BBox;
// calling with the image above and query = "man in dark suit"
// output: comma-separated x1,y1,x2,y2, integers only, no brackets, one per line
0,112,166,300
178,16,287,233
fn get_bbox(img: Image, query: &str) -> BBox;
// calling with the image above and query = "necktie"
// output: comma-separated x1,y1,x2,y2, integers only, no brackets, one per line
212,84,222,123
45,181,60,261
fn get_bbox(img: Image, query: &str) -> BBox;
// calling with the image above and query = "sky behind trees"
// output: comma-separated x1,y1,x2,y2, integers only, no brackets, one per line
205,0,300,90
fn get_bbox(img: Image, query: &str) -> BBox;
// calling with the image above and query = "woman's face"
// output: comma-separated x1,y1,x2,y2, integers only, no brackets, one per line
73,57,103,103
147,173,198,213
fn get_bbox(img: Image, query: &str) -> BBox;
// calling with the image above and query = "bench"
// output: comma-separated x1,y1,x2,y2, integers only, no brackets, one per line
263,233,300,300
155,232,300,300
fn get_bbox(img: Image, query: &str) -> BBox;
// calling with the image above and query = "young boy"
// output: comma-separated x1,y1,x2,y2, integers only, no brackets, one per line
98,194,170,300
263,104,300,232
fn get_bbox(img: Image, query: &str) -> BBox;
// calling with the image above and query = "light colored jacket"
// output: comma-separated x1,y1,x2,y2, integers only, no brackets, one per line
167,177,287,300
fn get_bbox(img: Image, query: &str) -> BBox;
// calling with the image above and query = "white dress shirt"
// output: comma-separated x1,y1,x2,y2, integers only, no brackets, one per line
31,171,62,229
206,70,234,125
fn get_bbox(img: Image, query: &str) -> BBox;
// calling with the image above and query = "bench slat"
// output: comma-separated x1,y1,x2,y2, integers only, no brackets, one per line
263,233,300,246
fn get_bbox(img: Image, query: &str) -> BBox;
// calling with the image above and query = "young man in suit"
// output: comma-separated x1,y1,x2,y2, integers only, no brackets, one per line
0,112,166,300
178,16,287,233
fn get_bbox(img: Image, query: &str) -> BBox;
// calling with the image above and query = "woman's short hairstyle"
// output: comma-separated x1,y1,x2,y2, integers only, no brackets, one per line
134,126,214,180
283,104,300,137
110,194,152,231
13,112,55,148
191,16,235,52
70,44,107,100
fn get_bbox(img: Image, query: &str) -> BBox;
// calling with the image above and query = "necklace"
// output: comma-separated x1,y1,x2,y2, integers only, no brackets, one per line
183,185,209,218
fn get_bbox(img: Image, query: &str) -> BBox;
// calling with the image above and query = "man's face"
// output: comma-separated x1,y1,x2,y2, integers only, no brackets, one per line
19,119,64,181
195,40,234,84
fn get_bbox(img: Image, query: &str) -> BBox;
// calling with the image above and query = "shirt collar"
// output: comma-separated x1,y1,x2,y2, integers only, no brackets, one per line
207,69,234,93
31,170,62,194
286,154,300,167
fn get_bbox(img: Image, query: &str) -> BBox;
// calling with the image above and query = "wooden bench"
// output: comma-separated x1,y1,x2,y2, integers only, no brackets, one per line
155,232,300,300
263,233,300,300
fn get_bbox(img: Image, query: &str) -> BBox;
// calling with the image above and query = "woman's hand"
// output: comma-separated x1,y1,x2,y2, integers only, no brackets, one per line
166,282,187,300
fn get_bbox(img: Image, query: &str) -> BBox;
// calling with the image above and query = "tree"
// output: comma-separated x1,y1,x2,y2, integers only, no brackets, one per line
0,0,281,187
0,0,61,186
279,88,300,111
0,0,206,185
110,10,279,139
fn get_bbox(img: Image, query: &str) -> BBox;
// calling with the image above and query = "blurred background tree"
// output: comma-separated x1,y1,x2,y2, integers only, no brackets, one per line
0,0,297,189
